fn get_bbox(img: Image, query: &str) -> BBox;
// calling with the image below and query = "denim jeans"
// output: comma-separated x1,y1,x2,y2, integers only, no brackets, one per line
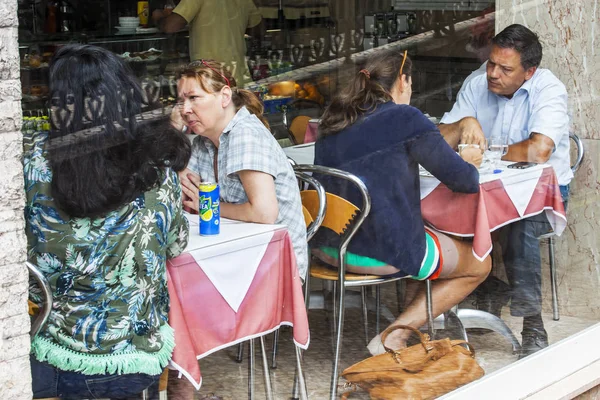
498,185,569,317
31,355,161,399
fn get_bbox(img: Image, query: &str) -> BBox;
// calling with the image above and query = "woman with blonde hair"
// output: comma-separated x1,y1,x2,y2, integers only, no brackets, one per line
174,59,307,276
314,49,492,353
168,58,308,398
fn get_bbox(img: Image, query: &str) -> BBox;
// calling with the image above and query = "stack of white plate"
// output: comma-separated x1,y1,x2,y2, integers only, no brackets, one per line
116,17,139,34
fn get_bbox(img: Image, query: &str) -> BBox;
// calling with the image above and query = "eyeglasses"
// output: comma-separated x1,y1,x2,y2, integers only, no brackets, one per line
399,50,408,76
192,59,231,87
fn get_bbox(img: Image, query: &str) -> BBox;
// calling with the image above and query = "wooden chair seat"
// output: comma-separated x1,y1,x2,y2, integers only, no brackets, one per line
310,261,381,281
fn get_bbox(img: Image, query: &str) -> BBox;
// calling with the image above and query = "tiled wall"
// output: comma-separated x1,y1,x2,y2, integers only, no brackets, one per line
496,0,600,319
0,0,32,399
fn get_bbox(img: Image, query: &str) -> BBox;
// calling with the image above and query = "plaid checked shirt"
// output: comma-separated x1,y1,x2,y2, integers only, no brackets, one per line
188,107,308,278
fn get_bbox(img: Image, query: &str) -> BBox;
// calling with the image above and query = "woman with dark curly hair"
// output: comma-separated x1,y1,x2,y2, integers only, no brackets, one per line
24,44,191,399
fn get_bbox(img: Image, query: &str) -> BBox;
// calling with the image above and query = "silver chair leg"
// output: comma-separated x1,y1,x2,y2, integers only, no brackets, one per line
548,237,560,321
331,281,338,337
455,308,521,354
248,339,255,400
293,346,309,400
271,330,279,369
425,280,435,339
396,280,406,314
141,388,148,400
375,285,381,335
260,336,274,400
360,286,369,344
237,341,244,363
329,282,346,400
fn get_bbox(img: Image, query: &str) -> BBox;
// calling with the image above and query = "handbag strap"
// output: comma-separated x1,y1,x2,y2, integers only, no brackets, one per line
451,340,477,357
380,324,432,354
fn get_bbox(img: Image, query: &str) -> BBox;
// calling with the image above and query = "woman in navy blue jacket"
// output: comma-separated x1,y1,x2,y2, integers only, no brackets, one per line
314,49,491,354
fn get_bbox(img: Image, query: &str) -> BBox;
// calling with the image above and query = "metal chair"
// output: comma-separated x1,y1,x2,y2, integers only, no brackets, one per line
282,99,323,145
538,132,585,321
294,164,431,400
287,116,313,145
28,262,57,400
269,171,327,370
27,261,53,338
236,170,326,400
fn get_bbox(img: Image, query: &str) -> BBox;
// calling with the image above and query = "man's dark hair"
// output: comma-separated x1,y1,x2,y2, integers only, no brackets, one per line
492,24,543,70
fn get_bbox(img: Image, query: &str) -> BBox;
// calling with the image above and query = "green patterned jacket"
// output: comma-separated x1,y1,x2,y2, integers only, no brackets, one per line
23,129,189,376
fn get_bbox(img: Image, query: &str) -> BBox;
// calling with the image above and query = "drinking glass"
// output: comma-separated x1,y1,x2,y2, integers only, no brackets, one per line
487,136,509,170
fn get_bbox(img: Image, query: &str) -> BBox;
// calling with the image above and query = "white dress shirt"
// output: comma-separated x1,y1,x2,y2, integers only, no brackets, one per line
441,68,573,185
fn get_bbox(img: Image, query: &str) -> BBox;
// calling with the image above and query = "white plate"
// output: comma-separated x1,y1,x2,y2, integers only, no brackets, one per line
136,27,159,34
115,25,137,31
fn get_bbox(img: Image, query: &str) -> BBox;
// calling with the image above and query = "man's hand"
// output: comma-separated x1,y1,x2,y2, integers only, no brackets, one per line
458,117,487,151
180,170,201,212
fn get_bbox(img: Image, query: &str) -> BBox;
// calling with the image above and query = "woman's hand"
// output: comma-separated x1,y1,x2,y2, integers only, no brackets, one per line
179,170,201,212
170,105,186,132
460,146,483,169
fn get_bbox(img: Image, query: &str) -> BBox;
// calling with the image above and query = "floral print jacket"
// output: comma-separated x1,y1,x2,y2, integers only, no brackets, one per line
23,129,189,376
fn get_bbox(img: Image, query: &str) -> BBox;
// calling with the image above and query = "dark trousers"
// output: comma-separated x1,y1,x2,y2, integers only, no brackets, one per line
498,185,569,318
31,355,161,400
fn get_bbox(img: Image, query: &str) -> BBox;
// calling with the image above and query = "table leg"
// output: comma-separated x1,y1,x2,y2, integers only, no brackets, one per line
294,346,308,400
454,309,521,354
260,336,274,400
248,339,255,400
237,342,244,363
271,330,279,369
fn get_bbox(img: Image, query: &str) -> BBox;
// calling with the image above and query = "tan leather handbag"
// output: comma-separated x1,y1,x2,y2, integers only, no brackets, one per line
340,325,485,400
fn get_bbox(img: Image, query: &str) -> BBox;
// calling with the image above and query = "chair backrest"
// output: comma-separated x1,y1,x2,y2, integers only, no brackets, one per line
302,191,358,235
294,171,327,241
569,133,584,173
27,261,53,338
288,116,312,145
282,99,323,144
294,165,371,279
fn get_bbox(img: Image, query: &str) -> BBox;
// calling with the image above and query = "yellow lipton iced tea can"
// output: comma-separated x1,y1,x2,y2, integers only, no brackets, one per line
199,182,220,235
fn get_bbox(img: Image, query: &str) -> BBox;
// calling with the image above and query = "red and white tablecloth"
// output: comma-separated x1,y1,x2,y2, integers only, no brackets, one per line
420,162,567,261
167,217,309,389
281,142,566,262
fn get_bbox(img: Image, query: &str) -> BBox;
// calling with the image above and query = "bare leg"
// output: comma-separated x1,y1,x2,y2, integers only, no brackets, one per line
403,280,421,309
167,369,195,400
370,231,491,353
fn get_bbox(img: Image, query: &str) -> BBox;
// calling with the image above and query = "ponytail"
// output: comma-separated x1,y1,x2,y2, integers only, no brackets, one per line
319,49,412,137
319,72,392,136
232,88,270,130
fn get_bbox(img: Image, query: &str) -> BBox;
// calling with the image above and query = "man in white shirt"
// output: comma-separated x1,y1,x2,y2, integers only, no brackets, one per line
439,24,571,358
